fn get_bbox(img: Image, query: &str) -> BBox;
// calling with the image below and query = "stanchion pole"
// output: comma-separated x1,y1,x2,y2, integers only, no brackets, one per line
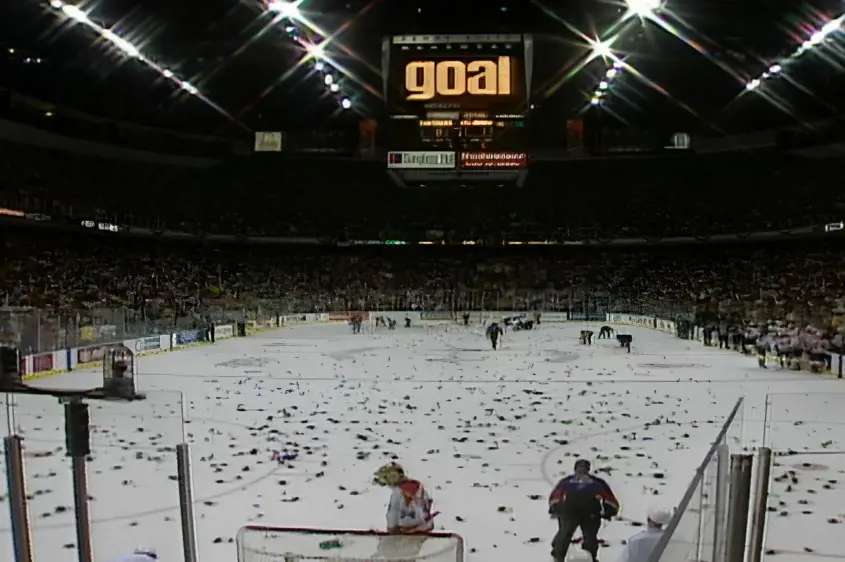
177,443,199,562
4,435,33,562
725,454,753,562
713,443,730,562
747,448,773,562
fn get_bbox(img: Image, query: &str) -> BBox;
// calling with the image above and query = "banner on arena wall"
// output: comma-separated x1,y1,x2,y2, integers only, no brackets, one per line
282,314,307,325
174,330,205,347
542,312,569,322
32,353,54,373
421,311,454,321
459,152,528,169
568,312,605,322
305,313,330,323
78,344,117,365
214,325,234,339
387,151,456,169
135,336,161,352
328,312,370,321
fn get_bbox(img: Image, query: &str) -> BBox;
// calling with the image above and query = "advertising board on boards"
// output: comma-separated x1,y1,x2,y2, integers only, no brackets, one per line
387,151,456,169
460,152,528,169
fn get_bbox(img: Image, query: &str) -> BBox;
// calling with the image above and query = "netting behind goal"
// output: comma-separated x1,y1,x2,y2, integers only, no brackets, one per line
236,526,466,562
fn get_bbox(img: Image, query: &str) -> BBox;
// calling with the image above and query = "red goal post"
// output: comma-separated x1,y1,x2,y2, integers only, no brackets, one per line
236,526,465,562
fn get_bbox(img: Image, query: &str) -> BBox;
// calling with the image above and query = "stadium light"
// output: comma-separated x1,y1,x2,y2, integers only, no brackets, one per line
266,0,303,21
626,0,661,17
45,0,244,129
341,98,351,109
744,13,844,91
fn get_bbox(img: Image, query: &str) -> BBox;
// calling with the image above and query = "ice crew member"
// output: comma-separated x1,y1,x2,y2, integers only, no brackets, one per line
549,459,620,562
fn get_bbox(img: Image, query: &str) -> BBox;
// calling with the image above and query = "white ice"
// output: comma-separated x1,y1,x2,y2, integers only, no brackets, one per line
1,322,843,562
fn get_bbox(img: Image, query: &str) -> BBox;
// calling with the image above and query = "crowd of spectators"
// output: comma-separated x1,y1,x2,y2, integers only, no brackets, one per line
2,139,845,365
2,222,844,332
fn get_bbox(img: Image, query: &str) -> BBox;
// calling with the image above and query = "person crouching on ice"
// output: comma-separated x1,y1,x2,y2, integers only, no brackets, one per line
598,325,614,339
615,507,673,562
373,462,437,534
486,322,504,350
549,459,620,562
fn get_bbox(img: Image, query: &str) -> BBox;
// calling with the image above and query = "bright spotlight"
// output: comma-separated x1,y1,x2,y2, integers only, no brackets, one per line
329,83,339,92
306,42,325,60
592,38,614,58
324,74,333,85
626,0,661,16
266,0,302,20
341,98,351,109
314,60,324,71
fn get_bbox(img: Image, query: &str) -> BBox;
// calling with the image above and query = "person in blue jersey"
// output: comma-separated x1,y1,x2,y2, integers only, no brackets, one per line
549,459,620,562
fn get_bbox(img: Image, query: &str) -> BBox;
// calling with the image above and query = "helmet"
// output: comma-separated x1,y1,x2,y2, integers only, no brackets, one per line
373,462,405,486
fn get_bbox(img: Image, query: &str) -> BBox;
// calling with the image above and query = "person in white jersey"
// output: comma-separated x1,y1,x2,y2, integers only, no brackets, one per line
615,507,673,562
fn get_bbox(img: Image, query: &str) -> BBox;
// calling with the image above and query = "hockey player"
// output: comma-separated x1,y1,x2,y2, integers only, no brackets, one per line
462,312,470,326
755,334,770,368
579,330,594,345
617,334,633,353
350,314,363,335
388,318,397,330
549,459,620,562
109,547,158,562
598,326,614,339
486,322,504,350
373,462,436,534
404,315,412,328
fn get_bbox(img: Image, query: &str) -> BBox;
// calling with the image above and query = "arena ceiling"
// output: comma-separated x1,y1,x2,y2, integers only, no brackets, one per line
1,0,844,135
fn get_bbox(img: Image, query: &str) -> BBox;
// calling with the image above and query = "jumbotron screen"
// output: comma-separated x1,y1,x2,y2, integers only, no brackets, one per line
383,34,532,116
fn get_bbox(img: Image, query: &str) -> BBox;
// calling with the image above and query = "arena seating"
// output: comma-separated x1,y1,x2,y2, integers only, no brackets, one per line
2,141,844,239
2,139,845,361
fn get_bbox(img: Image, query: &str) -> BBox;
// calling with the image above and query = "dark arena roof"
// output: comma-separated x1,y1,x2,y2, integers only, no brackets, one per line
0,0,844,238
3,0,845,135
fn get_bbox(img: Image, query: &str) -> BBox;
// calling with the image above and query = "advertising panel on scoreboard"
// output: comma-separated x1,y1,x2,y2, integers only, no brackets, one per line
460,152,528,169
388,151,457,169
387,35,527,115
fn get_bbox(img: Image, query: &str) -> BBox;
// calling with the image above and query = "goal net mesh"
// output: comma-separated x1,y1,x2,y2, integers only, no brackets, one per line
236,526,465,562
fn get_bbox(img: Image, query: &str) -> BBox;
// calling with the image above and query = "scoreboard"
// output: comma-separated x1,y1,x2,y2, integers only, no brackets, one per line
381,34,534,187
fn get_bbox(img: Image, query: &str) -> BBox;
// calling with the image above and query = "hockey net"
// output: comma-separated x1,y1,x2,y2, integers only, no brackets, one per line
236,526,465,562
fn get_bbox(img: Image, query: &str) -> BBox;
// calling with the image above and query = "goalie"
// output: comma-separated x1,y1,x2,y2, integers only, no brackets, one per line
373,462,437,534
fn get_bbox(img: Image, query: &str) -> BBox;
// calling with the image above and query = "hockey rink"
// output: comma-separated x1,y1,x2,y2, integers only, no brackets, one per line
1,321,844,562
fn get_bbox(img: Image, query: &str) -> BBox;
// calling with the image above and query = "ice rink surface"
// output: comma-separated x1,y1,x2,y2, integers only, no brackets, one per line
1,321,844,562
